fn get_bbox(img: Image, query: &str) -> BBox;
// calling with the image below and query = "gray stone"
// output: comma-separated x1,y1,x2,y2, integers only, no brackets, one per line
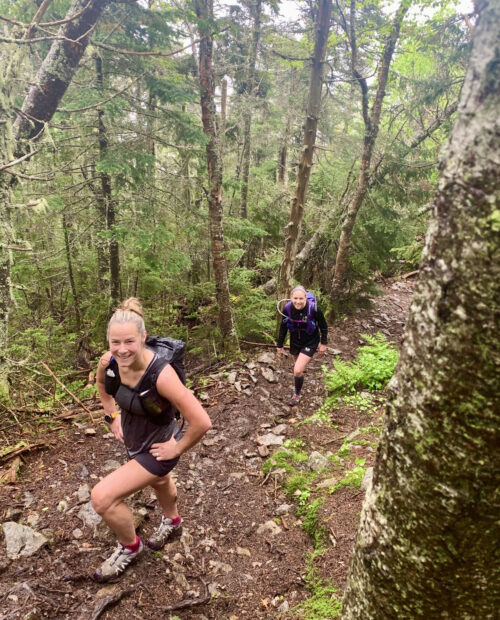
260,367,277,383
256,520,282,536
317,477,339,489
23,491,35,508
308,451,329,471
227,371,237,384
256,433,284,447
257,352,275,365
276,504,292,516
2,521,48,559
347,429,361,440
102,459,121,472
72,528,84,539
77,501,102,529
271,424,288,435
77,484,90,503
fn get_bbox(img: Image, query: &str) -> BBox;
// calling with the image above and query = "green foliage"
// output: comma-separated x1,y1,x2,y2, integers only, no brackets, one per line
323,333,398,395
229,267,275,341
293,550,342,620
262,440,308,475
299,497,327,549
330,458,366,494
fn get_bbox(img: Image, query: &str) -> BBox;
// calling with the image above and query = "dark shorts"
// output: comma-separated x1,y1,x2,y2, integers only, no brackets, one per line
290,341,319,357
132,423,183,477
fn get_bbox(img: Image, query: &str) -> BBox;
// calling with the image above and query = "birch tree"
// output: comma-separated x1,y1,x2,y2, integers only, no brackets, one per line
342,1,499,615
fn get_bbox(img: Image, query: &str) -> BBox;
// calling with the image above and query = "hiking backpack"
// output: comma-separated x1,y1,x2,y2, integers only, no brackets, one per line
104,336,186,426
283,291,318,335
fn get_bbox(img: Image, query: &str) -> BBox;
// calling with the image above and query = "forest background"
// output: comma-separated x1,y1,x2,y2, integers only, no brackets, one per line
0,0,473,408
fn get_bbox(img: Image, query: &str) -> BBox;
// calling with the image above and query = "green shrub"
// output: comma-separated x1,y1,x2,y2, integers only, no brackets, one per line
323,332,398,395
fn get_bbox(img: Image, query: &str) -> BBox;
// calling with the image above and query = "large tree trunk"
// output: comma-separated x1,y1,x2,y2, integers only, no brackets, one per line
240,0,262,219
277,0,332,307
195,0,239,353
342,2,500,616
0,0,111,401
329,2,407,307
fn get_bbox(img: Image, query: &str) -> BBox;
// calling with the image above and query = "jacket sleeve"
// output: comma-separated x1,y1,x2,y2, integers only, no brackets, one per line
316,308,328,344
276,319,288,348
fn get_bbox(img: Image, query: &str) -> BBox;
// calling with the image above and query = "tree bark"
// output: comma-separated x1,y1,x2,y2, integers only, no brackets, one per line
62,212,82,333
342,2,500,616
277,67,298,186
329,2,407,306
94,54,120,307
277,0,332,307
240,0,262,219
13,0,112,144
195,0,239,352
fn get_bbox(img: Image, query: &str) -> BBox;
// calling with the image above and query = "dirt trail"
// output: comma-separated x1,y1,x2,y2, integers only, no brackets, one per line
0,279,415,619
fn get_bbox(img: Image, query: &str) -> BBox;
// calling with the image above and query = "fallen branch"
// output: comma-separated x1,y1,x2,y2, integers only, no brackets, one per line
162,578,210,612
40,362,95,422
0,456,21,484
0,442,47,464
402,270,419,279
86,584,138,620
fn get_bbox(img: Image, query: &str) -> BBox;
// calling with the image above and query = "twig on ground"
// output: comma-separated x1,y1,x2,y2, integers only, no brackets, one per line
39,362,95,422
162,578,210,612
85,584,138,620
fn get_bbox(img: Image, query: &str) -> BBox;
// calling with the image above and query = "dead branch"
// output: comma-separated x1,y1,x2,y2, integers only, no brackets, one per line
40,362,96,422
162,578,210,612
85,585,138,620
0,442,47,464
0,148,40,171
0,456,21,484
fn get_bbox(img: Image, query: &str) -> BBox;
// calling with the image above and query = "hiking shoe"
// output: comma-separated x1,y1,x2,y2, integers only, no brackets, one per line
147,516,183,550
289,394,300,407
93,538,144,582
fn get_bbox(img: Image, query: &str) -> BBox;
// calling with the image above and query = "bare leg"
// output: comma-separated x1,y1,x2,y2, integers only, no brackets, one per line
294,352,312,378
151,474,178,519
91,460,159,545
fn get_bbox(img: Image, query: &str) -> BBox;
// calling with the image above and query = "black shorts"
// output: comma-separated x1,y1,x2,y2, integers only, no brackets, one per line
290,341,319,357
132,423,183,477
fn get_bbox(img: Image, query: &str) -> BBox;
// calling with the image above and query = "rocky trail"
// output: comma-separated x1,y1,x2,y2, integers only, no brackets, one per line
0,279,415,620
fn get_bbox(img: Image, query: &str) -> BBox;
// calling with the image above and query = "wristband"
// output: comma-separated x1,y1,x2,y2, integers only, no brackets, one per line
104,411,119,424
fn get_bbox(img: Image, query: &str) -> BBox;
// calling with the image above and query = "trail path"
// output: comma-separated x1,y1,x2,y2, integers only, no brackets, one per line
0,279,415,619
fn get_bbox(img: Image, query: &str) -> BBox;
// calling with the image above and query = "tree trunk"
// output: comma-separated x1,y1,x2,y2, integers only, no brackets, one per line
240,0,262,219
13,0,111,144
277,67,298,186
95,53,121,307
342,3,500,616
329,2,407,306
62,212,82,333
0,0,111,401
195,0,239,353
277,0,332,308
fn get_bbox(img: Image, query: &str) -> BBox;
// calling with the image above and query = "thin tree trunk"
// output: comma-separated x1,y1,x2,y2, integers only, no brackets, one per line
95,54,120,307
330,2,407,305
195,0,239,353
62,212,82,332
277,0,332,307
0,0,111,401
343,2,500,615
277,67,298,186
240,0,262,219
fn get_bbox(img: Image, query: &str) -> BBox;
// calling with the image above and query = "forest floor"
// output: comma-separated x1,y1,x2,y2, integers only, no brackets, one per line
0,278,415,620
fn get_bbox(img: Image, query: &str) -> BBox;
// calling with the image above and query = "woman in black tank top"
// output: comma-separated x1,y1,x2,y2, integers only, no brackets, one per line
91,298,212,583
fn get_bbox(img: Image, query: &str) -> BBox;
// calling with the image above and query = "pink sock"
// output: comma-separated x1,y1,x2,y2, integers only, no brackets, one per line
170,515,181,526
122,535,140,552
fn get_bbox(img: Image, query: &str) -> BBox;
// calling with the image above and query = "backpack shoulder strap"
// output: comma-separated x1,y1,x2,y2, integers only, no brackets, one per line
104,357,121,396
